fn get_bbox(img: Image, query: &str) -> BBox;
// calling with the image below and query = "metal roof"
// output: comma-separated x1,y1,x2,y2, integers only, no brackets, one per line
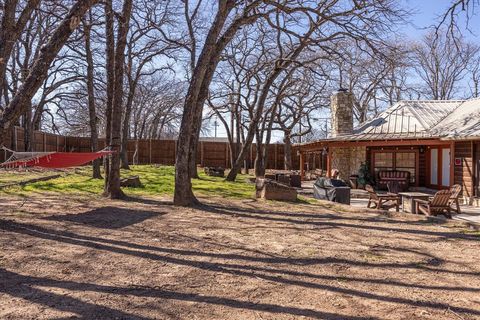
298,98,480,145
351,100,464,139
430,98,480,139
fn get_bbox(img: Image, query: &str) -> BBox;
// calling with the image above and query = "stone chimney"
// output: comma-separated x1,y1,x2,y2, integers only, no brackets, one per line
330,89,354,137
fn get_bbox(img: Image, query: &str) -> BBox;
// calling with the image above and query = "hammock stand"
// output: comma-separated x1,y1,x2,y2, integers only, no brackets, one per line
0,146,114,169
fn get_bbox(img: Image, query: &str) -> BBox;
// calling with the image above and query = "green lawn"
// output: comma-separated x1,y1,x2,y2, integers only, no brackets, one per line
0,165,256,199
0,170,57,185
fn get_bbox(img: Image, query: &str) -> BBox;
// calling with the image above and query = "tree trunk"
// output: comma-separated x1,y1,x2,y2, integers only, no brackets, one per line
120,90,134,170
225,124,257,181
23,104,33,152
284,130,292,170
105,0,132,199
0,0,101,147
254,146,265,177
120,63,136,170
84,16,102,179
174,3,234,206
188,124,201,179
103,0,115,188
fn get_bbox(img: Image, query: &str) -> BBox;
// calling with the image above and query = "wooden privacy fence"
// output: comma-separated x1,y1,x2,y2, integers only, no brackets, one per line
1,127,326,171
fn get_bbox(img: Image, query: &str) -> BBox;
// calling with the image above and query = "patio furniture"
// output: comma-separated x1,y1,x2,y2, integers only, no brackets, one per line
366,184,400,211
271,173,302,188
414,189,453,218
313,177,351,205
289,174,302,188
448,184,462,214
204,166,225,177
387,180,401,194
377,170,410,191
398,191,431,214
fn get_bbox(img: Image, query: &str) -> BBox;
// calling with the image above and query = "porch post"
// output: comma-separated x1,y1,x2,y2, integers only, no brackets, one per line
327,148,332,178
299,151,304,180
450,141,455,187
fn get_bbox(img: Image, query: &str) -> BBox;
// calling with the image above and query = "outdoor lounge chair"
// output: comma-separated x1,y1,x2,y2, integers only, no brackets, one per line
366,184,400,211
415,189,452,218
448,184,462,214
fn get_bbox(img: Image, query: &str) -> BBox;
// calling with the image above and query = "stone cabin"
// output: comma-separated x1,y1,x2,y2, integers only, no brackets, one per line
297,89,480,204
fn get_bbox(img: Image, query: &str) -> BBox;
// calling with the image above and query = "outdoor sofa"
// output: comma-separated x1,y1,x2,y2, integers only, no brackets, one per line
377,170,410,191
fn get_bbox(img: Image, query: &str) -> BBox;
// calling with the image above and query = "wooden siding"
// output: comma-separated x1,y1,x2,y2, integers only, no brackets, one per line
454,141,474,197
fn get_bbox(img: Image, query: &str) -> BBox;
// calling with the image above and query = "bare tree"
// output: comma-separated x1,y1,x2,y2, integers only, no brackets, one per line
0,0,40,110
174,1,271,206
104,0,133,199
0,0,101,147
275,67,328,170
412,30,478,100
83,10,102,178
120,0,177,169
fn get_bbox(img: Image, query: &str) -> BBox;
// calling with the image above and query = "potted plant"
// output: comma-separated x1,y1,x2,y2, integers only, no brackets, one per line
357,161,373,189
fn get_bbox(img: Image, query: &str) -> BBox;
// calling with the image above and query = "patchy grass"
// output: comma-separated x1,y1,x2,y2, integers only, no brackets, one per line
0,165,256,199
0,170,57,185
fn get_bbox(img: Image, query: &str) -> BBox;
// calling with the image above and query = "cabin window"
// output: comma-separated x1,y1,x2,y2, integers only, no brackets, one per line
373,152,394,178
374,152,393,168
396,152,416,183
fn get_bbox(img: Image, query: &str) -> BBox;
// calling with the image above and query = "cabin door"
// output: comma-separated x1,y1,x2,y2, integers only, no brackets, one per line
428,147,451,188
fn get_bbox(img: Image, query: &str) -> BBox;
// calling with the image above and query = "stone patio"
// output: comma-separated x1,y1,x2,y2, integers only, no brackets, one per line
300,181,480,228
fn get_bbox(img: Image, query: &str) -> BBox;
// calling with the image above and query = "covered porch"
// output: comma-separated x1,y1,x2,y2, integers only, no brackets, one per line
298,138,480,205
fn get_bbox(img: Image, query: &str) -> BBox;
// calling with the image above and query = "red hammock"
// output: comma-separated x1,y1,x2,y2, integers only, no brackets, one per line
1,150,114,169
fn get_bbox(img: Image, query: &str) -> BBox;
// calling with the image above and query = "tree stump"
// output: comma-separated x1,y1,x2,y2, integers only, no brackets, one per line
256,178,297,202
120,176,142,188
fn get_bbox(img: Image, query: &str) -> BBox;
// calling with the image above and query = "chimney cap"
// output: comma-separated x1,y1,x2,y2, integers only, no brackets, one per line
336,88,348,93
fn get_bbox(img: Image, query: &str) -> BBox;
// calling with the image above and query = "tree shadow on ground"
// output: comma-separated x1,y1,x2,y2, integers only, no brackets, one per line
1,219,480,318
0,268,150,320
0,268,371,320
199,204,480,242
44,206,165,229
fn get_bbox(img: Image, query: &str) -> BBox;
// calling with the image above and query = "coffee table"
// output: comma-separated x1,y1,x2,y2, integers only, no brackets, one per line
398,192,431,214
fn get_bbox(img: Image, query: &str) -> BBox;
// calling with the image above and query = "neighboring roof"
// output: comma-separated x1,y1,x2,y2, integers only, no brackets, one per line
301,97,480,145
198,137,230,143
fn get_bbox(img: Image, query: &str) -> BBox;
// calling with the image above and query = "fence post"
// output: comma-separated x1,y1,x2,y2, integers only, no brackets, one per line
43,132,46,151
249,143,253,169
13,127,18,151
200,141,204,167
149,139,152,164
274,144,278,169
56,135,59,152
225,143,229,168
174,139,177,165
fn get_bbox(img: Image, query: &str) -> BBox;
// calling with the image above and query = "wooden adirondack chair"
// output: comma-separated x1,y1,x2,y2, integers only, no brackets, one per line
387,181,401,195
415,189,452,218
366,184,400,211
448,184,462,214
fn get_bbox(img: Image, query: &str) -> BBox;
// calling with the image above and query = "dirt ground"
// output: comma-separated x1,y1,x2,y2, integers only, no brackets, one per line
1,194,479,320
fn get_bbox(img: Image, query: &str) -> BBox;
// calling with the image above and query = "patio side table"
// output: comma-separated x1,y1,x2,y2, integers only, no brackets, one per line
398,192,431,214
